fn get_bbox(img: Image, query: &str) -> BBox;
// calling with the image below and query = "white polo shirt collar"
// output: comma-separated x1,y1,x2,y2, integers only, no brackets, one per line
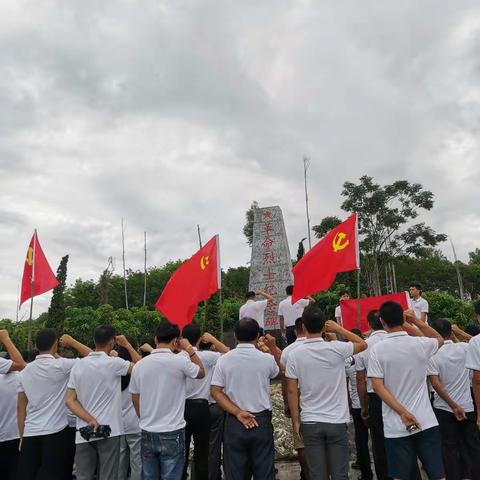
369,330,387,337
89,351,108,357
444,340,453,345
151,348,174,354
35,354,55,359
304,337,325,344
385,331,408,338
237,343,255,349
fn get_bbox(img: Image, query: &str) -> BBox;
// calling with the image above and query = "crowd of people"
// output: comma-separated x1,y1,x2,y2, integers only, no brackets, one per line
0,283,480,480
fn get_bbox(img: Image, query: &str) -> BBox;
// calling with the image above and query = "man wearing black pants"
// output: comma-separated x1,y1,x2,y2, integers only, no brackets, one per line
182,326,229,480
208,402,225,480
211,318,280,480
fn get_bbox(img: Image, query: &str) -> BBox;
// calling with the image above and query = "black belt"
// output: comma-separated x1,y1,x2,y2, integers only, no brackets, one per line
186,398,208,404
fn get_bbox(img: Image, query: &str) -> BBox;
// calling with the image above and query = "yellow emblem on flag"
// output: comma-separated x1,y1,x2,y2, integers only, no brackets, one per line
200,255,209,270
26,247,34,266
332,232,349,252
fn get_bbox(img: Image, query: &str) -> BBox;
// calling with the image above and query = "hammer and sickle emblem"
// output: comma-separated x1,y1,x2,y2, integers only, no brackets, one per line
26,247,34,266
200,255,209,271
332,232,349,252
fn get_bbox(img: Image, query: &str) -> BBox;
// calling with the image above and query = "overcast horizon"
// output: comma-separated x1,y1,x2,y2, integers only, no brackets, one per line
1,1,480,320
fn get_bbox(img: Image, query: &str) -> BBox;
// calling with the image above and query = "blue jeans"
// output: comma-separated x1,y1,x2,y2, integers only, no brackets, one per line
141,429,185,480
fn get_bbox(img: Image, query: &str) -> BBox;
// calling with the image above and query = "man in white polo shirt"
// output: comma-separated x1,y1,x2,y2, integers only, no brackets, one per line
129,322,205,480
16,328,92,479
368,301,445,480
238,290,273,334
67,325,141,480
286,307,367,480
181,325,229,480
428,318,480,480
408,283,429,322
334,290,350,327
211,318,280,480
280,317,309,480
466,324,480,429
0,329,26,373
278,285,315,344
355,310,389,480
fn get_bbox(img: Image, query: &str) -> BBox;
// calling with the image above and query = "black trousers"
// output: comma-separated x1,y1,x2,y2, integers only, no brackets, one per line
286,326,297,345
17,426,71,480
209,403,225,480
352,408,373,480
64,426,76,480
0,438,19,480
435,408,480,480
184,399,211,480
368,392,390,480
223,411,275,480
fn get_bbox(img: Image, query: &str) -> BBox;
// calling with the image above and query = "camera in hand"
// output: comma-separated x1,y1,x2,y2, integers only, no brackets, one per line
79,424,112,441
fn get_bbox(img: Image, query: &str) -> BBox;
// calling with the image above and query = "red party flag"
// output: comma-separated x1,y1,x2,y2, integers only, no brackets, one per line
340,292,410,333
155,235,220,330
20,230,59,306
292,213,359,302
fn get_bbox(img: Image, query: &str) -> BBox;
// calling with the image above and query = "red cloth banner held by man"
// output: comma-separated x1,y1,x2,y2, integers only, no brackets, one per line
20,230,59,306
292,213,359,302
156,235,220,330
340,292,409,333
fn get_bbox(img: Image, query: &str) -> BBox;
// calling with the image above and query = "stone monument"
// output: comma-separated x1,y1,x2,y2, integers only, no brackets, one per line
248,206,293,330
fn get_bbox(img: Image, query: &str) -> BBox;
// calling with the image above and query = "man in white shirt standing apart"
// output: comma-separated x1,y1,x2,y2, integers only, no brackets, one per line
211,318,280,480
239,290,273,335
278,285,315,344
0,329,26,374
408,283,429,322
368,301,445,480
286,307,367,480
428,318,480,480
17,328,92,480
67,325,141,480
335,290,350,327
129,322,205,480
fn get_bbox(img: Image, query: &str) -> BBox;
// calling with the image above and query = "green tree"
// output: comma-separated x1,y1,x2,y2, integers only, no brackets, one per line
469,249,480,265
204,294,221,338
296,238,307,262
312,217,341,239
46,255,69,333
243,201,258,246
222,267,250,299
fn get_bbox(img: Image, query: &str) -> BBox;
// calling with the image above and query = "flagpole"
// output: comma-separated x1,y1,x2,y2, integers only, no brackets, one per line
197,224,203,248
217,234,223,340
121,219,129,310
28,229,37,349
354,214,361,330
143,231,147,307
303,156,312,250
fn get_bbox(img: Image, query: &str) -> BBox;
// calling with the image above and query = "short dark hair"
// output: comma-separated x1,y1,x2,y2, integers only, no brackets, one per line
294,317,303,332
94,325,116,347
339,290,349,297
431,318,452,339
182,324,202,345
465,324,480,337
302,307,326,333
155,322,180,343
36,328,57,352
350,328,363,338
474,300,480,316
379,301,404,328
235,318,260,342
410,283,422,292
245,291,256,300
286,285,294,296
367,310,383,330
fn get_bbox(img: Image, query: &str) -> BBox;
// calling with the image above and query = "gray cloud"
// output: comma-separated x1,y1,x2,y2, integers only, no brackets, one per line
1,0,480,318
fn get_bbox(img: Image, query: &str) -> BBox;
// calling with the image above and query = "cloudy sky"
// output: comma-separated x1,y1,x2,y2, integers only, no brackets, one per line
1,0,480,319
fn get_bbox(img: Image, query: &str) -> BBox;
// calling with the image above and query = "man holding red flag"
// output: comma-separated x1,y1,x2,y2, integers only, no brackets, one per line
156,235,220,329
20,230,59,310
292,214,359,302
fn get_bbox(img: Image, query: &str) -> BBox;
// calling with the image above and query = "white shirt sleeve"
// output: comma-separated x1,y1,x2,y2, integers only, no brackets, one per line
257,299,268,314
278,301,284,316
211,361,225,387
367,347,384,379
298,299,310,308
420,299,429,313
0,357,12,374
334,306,341,318
285,352,298,379
112,357,131,376
182,357,200,379
268,355,279,379
129,365,140,394
67,364,78,389
332,341,354,360
61,358,78,374
17,373,25,393
426,357,438,376
418,337,439,359
466,338,480,371
355,351,366,372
